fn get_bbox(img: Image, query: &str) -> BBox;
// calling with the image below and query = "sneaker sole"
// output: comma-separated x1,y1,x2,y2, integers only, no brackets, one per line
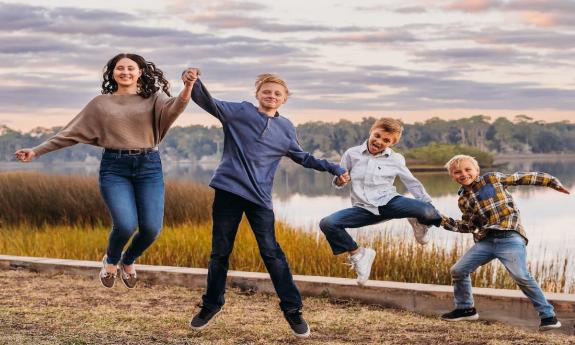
189,308,222,330
357,250,376,286
292,327,311,338
539,321,561,331
415,236,429,245
441,313,479,322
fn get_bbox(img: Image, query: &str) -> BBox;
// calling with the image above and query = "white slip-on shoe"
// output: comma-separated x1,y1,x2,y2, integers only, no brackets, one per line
348,247,376,286
407,218,430,245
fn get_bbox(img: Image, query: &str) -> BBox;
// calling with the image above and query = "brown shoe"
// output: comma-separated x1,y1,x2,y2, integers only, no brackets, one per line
99,255,116,288
119,263,137,289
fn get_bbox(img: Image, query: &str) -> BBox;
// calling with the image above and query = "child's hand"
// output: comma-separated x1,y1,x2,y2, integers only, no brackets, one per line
335,171,350,186
557,185,570,194
439,214,449,227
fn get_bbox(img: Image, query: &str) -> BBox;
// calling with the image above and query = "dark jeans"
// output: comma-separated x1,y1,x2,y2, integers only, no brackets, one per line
202,189,302,312
319,195,442,255
99,150,164,265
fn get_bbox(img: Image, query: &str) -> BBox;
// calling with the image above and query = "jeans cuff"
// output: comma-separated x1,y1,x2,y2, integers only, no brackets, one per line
281,304,304,313
120,252,136,265
332,244,358,255
106,255,121,265
455,304,474,309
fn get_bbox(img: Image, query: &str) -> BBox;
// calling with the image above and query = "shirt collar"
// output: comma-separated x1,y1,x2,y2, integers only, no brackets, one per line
361,140,391,157
253,103,280,118
457,175,482,196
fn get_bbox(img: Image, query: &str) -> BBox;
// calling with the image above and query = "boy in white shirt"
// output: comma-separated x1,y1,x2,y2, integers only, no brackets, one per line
320,118,441,285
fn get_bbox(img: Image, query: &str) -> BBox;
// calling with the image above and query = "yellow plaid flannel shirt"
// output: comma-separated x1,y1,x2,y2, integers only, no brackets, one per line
441,172,563,244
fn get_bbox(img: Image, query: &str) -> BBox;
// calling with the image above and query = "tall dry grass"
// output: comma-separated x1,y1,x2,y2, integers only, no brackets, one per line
0,222,572,293
1,171,572,293
0,172,212,228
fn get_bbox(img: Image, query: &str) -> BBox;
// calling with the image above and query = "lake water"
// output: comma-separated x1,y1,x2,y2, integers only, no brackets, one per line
2,156,575,267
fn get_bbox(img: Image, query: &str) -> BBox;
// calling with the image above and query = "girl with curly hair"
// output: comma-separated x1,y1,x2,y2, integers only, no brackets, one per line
15,53,196,289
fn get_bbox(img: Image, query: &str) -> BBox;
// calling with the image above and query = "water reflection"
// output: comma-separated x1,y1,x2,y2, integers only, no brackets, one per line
2,157,574,259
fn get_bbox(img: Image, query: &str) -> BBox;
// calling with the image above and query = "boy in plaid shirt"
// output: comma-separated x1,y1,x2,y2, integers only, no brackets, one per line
440,155,569,331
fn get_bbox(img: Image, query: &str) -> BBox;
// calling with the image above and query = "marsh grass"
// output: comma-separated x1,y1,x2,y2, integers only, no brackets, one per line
1,222,572,293
0,172,213,227
1,171,572,293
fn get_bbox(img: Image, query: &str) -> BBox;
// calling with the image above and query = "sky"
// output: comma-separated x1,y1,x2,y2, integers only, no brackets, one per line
1,0,574,131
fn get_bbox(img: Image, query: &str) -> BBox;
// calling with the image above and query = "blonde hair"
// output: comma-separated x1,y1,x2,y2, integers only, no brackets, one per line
370,118,403,142
444,155,480,174
255,73,290,96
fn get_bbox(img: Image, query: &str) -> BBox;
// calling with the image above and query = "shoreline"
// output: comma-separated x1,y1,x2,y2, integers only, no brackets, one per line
2,152,574,173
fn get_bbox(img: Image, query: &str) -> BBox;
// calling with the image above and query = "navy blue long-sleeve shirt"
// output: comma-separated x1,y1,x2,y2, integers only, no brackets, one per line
191,79,346,209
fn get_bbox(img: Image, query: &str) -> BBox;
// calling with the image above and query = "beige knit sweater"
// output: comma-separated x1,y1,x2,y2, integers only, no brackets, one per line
32,92,189,157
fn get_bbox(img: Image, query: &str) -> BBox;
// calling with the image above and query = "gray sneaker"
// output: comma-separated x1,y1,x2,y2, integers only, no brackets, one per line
348,247,376,286
119,263,137,289
99,255,116,288
407,218,429,245
190,305,222,330
283,309,310,338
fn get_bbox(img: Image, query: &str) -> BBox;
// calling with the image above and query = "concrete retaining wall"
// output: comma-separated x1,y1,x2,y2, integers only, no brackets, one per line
1,254,573,335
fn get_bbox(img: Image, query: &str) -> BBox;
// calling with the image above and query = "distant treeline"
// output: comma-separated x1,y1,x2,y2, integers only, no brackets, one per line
1,115,573,162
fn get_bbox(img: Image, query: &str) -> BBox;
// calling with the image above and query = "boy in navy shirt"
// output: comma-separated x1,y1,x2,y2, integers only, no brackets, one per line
183,69,347,337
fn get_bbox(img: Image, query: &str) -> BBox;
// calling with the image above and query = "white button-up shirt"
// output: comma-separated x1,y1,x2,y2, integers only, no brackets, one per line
334,141,433,215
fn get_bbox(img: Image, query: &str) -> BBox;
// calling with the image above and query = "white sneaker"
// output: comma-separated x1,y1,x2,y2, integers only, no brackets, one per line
407,218,429,245
348,247,376,286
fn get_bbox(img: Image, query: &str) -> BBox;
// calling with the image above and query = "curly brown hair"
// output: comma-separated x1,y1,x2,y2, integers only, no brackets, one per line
101,53,171,98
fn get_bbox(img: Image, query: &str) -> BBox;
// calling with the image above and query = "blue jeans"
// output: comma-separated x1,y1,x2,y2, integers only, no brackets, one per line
451,231,555,319
202,189,302,312
99,150,165,266
319,196,442,255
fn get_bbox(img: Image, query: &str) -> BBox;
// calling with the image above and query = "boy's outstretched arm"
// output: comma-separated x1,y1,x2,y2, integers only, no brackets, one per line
496,172,569,193
182,69,239,124
286,136,346,178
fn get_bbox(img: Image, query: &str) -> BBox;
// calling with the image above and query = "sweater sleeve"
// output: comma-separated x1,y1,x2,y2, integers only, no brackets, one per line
31,97,101,157
154,91,190,143
191,79,241,124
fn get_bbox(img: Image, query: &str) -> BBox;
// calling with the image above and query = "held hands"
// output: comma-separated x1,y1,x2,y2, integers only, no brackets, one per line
14,149,36,162
335,171,351,186
179,68,201,101
181,68,201,87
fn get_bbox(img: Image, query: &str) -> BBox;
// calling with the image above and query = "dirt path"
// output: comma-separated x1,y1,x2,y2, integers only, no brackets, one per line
0,270,572,345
